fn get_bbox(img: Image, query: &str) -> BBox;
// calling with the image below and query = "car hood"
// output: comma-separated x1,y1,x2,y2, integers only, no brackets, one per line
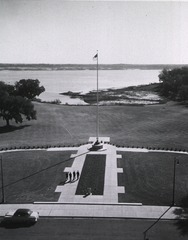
4,210,39,218
30,212,39,218
5,211,15,217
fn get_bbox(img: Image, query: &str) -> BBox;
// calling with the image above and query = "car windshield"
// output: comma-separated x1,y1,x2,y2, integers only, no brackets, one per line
14,209,32,217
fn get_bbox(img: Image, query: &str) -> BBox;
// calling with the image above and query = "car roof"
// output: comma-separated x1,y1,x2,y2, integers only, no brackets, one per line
15,209,32,214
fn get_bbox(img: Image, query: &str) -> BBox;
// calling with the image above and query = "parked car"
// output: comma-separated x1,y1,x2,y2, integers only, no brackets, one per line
4,208,39,223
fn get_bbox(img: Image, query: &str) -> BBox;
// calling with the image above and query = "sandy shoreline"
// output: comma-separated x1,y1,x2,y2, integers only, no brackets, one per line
57,83,164,106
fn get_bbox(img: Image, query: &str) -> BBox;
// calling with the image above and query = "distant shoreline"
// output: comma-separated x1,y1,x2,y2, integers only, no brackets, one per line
1,63,188,71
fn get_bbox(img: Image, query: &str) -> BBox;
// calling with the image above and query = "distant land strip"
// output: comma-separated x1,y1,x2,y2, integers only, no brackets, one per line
0,63,188,71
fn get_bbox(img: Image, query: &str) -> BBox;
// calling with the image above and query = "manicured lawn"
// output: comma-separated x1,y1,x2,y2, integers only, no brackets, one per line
76,154,106,195
1,149,187,206
0,102,188,205
117,151,188,206
0,150,75,203
0,102,188,151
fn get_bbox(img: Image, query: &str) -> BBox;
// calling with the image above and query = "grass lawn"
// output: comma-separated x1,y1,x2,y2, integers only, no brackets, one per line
0,101,188,151
117,151,188,206
0,150,75,203
76,154,106,195
0,102,188,205
1,149,187,206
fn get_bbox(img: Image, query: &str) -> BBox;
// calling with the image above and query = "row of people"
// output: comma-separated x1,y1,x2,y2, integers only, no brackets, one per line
65,171,80,182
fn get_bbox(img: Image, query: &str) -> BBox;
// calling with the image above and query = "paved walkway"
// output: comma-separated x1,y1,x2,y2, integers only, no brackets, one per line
0,137,185,219
54,139,125,204
0,203,180,219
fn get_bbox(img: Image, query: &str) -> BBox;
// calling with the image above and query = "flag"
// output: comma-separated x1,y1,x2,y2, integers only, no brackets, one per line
93,53,98,60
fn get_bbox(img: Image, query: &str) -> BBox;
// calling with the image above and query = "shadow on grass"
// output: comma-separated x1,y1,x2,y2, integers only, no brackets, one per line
58,180,67,185
0,219,36,229
58,178,79,185
174,195,188,236
0,125,31,134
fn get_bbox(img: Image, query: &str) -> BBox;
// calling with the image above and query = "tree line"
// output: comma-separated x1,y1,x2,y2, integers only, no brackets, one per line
0,79,45,127
158,67,188,101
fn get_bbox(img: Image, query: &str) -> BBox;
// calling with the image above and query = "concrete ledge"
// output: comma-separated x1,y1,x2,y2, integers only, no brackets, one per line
117,168,123,173
117,147,149,152
117,147,188,155
64,167,72,172
89,137,110,143
117,186,125,193
34,202,142,206
0,204,181,220
47,147,78,151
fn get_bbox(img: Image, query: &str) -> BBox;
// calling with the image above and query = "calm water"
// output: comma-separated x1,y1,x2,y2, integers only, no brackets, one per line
0,69,161,104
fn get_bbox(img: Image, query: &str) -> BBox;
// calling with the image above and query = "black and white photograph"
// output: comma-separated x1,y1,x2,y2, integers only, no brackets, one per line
0,0,188,239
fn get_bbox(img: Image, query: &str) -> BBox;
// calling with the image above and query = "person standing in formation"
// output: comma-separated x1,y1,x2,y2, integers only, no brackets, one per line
73,171,76,180
65,172,69,181
69,172,72,182
76,171,80,180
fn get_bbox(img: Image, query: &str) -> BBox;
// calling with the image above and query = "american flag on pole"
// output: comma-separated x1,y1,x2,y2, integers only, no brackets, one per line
93,53,98,60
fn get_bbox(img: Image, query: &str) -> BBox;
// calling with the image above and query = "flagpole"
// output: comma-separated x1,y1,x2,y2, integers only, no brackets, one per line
90,51,103,151
96,50,99,142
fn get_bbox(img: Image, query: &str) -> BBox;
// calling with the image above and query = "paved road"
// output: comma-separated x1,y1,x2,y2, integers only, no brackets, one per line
0,218,185,240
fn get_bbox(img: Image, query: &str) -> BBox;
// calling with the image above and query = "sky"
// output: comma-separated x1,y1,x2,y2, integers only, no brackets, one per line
0,0,188,64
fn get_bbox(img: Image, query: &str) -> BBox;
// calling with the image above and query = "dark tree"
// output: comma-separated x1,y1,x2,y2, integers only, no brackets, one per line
0,81,37,126
178,85,188,101
15,79,45,99
0,95,36,126
159,67,188,101
0,81,15,96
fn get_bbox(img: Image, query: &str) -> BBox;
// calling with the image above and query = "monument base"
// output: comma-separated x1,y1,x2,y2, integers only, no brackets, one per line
89,140,103,151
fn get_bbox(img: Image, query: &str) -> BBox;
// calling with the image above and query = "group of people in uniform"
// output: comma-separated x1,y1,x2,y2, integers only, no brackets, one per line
65,170,80,182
